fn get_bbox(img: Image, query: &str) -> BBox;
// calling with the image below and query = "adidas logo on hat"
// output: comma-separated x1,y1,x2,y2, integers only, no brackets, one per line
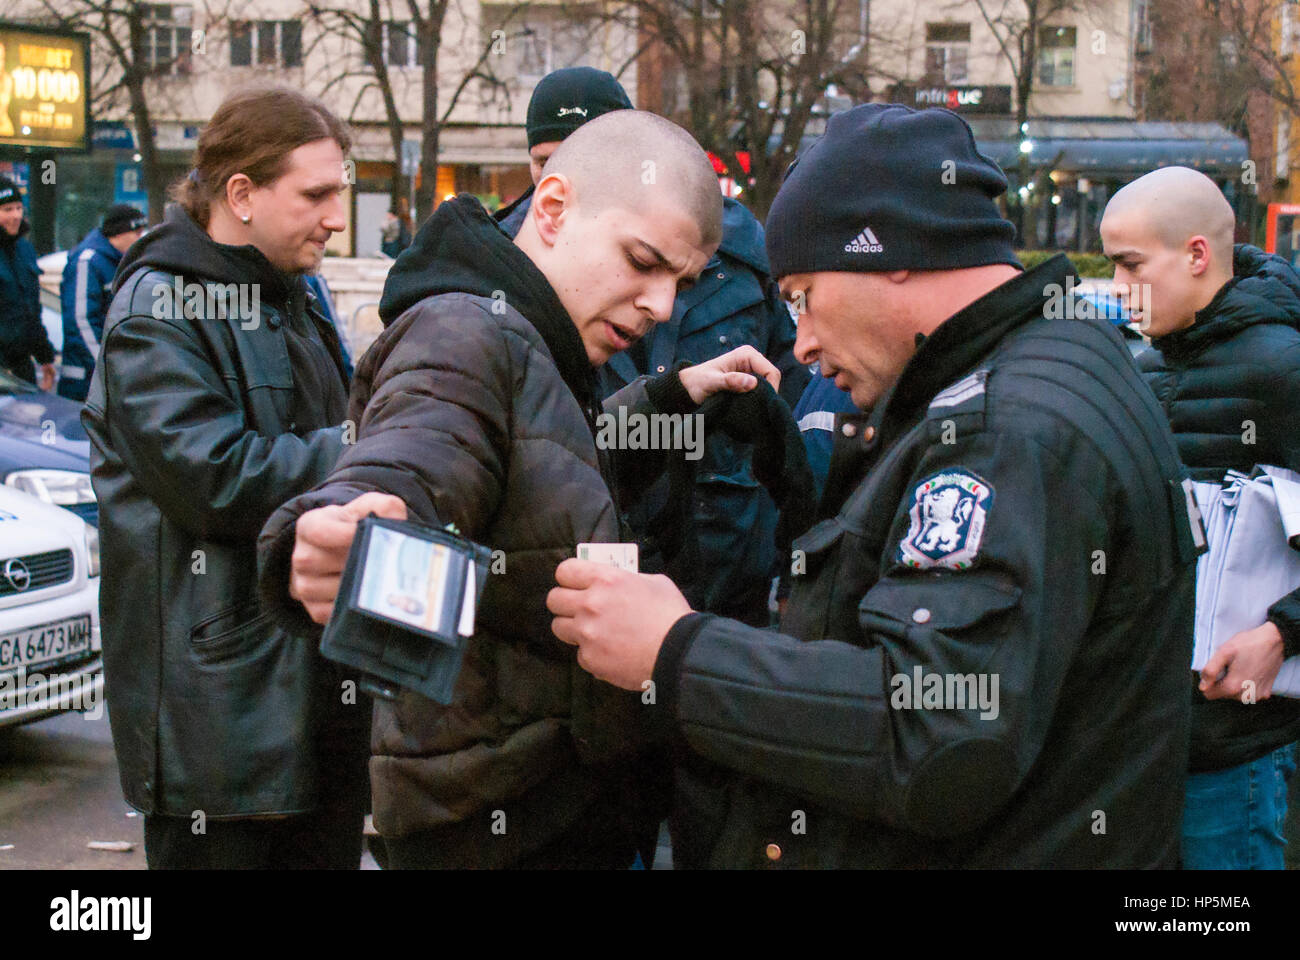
844,226,882,253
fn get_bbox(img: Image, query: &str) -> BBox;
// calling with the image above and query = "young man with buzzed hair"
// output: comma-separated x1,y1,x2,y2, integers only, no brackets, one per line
1102,165,1300,870
258,110,778,869
500,65,808,630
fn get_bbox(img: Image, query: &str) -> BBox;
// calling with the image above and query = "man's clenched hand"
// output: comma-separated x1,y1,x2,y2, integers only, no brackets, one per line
1200,621,1286,702
547,558,692,691
289,491,407,624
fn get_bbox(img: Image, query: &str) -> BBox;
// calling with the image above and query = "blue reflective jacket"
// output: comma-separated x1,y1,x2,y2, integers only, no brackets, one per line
792,368,858,502
58,228,122,401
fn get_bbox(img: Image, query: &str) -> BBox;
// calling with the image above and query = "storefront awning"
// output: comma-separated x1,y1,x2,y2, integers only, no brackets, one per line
964,118,1248,176
783,117,1249,177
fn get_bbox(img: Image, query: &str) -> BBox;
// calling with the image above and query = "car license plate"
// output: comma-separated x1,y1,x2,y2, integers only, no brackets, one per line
0,616,92,672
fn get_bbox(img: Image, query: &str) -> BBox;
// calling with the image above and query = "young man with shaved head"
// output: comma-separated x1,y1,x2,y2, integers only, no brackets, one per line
257,110,777,868
548,104,1200,868
1102,165,1300,870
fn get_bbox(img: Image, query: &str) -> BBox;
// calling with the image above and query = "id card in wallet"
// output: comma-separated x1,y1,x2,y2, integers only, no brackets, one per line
320,515,492,704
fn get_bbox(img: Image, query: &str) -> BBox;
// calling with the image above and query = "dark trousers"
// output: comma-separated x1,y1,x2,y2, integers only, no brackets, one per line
143,693,370,869
144,803,366,869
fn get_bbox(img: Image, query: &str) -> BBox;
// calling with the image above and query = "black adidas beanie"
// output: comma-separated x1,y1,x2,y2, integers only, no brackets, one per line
526,67,633,148
765,103,1020,277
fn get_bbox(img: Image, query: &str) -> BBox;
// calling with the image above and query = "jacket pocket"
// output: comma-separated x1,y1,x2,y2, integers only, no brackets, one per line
190,599,275,667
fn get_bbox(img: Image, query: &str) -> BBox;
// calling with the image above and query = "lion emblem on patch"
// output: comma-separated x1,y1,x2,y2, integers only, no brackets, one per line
899,469,994,570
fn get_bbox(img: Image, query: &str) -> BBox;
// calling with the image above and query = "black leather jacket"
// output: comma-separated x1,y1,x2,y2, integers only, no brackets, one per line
83,204,358,817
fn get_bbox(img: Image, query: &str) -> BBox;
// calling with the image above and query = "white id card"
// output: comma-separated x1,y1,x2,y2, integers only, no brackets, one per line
356,525,455,632
577,542,639,572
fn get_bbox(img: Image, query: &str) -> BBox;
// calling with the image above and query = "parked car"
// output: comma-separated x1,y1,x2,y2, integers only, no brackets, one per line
0,482,101,727
0,367,95,528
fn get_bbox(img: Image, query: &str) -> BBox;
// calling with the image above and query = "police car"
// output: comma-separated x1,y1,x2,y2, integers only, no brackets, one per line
0,482,101,727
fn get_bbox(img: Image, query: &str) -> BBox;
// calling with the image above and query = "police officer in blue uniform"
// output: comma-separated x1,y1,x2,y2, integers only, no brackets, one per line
549,104,1204,868
58,204,148,402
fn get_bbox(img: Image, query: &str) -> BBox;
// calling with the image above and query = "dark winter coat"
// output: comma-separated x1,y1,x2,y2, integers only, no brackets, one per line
0,219,54,378
83,203,361,818
651,256,1199,868
1138,243,1300,773
258,195,693,867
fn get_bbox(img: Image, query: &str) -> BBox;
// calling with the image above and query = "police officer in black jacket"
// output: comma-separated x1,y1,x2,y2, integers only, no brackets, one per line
548,104,1203,868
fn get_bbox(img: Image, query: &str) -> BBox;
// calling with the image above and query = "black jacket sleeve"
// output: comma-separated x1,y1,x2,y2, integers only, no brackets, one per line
258,298,515,634
648,424,1112,838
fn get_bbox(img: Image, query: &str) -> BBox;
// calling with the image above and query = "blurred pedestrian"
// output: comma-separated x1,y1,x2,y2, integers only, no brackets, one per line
57,204,147,402
379,204,411,259
0,175,55,390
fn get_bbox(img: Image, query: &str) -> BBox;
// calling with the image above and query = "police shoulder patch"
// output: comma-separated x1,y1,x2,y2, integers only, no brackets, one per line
898,468,994,571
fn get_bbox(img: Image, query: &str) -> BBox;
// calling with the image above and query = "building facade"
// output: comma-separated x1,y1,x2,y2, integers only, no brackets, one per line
4,0,638,255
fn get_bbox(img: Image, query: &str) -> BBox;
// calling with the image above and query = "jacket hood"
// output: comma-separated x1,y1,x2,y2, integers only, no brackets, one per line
1154,243,1300,360
380,193,596,404
718,197,769,274
112,203,302,307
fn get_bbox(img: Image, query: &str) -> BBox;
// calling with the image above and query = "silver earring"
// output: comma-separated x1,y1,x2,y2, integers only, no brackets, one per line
241,214,250,224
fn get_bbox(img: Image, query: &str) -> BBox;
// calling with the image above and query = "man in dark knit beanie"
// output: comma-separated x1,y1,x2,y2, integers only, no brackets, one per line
550,102,1202,868
495,66,633,235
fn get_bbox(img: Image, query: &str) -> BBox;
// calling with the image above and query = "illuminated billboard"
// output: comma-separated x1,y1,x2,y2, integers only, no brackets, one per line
0,23,89,152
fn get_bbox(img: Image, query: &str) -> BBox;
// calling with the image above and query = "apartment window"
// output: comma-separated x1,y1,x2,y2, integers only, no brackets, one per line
360,21,426,68
231,21,303,68
141,4,192,76
481,5,594,80
924,22,970,85
1134,0,1152,52
386,22,415,67
1037,25,1076,87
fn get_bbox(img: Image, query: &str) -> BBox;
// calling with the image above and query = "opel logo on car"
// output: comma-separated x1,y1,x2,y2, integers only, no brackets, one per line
4,558,30,591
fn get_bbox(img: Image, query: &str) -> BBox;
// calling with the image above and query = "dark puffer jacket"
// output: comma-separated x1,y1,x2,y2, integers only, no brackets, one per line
1138,243,1300,773
258,195,691,867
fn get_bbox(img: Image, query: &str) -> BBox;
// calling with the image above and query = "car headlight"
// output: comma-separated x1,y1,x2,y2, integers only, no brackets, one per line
84,523,100,578
4,469,96,505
